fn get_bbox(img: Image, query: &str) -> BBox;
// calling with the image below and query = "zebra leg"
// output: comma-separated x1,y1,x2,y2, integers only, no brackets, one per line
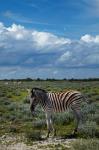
49,116,56,137
46,112,54,138
46,116,51,138
72,107,82,135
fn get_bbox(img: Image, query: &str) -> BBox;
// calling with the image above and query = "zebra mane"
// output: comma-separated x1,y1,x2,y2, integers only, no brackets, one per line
32,87,47,93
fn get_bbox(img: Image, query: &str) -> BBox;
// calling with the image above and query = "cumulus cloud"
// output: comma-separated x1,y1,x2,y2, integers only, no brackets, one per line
0,22,99,78
81,34,99,43
58,51,72,62
0,22,71,52
32,31,71,49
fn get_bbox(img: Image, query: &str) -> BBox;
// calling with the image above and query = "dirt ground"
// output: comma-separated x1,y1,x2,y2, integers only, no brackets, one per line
0,134,75,150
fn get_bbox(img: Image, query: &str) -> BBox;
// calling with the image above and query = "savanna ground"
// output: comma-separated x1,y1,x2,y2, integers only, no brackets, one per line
0,79,99,150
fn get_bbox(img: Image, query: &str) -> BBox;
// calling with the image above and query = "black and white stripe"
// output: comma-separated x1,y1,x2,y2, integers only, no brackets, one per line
35,90,85,113
29,88,88,137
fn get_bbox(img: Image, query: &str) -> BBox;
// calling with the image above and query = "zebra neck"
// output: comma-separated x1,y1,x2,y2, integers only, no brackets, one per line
39,94,52,112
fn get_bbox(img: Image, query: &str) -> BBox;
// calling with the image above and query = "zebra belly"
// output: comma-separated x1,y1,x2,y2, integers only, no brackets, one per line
52,108,66,113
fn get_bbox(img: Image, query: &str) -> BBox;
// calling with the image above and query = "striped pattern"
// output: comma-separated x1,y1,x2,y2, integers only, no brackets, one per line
45,90,84,112
30,88,87,136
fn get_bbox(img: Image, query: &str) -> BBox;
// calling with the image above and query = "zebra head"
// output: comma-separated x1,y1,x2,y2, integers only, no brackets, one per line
28,88,47,115
28,88,39,115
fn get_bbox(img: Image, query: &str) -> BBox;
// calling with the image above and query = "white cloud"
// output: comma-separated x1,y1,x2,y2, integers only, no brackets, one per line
85,53,99,64
81,34,99,43
0,22,5,33
58,51,72,62
32,31,71,49
0,22,99,79
7,24,26,40
0,22,71,53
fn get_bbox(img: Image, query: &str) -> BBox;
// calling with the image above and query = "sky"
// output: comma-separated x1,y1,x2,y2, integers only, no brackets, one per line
0,0,99,79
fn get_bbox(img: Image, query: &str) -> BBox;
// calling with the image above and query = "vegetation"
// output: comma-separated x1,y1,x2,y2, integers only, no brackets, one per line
71,139,99,150
0,79,99,149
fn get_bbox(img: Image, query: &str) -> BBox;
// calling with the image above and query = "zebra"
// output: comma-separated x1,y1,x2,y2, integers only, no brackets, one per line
28,87,88,137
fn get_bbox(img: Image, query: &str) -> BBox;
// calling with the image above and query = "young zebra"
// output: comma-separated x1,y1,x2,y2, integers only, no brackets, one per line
28,87,88,137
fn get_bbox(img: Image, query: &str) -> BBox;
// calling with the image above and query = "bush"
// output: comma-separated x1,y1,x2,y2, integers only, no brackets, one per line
94,113,99,125
79,121,98,138
82,103,96,114
26,130,42,141
53,111,73,125
9,125,17,133
72,139,99,150
14,90,21,96
32,119,46,129
4,100,11,105
8,115,16,121
23,96,30,104
8,103,17,111
7,95,12,98
0,97,11,105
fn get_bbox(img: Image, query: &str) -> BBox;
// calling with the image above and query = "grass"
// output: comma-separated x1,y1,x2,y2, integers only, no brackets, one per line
0,80,99,143
26,131,42,142
72,139,99,150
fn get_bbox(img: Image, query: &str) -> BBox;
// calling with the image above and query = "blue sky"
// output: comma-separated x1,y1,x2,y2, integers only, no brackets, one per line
0,0,99,79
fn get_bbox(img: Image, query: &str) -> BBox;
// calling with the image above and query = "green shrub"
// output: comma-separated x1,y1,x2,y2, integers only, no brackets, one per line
81,103,97,121
9,125,17,133
8,115,16,121
94,113,99,125
0,92,5,97
14,90,21,96
0,97,11,105
87,113,99,125
53,111,73,125
23,96,30,104
8,103,17,111
3,100,11,105
72,139,99,150
7,93,13,98
79,121,98,138
26,130,42,141
32,119,46,129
